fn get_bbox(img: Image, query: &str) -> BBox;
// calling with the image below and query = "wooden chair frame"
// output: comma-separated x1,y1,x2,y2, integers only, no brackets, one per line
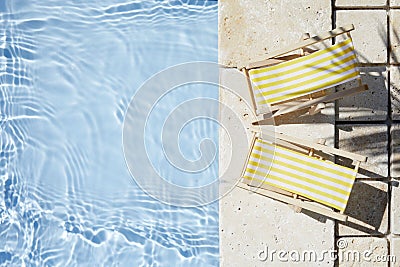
241,24,368,122
238,129,367,222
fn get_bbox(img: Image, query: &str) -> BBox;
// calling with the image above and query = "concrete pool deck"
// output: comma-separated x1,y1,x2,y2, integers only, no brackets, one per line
219,1,400,266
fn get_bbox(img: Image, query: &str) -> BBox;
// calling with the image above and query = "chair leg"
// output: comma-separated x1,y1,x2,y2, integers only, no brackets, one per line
309,103,326,115
237,182,348,221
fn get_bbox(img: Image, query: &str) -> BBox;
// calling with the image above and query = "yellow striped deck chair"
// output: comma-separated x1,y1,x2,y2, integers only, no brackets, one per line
239,131,367,221
242,25,368,119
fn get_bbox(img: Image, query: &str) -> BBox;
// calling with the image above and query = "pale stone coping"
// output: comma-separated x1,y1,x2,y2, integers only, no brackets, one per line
390,10,400,64
338,181,388,236
219,0,332,68
337,125,388,178
337,67,388,121
336,237,388,267
336,10,387,64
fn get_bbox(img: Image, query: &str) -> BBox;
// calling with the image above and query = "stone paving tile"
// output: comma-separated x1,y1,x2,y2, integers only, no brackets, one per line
392,125,400,178
336,0,387,6
391,67,400,120
337,67,388,121
390,237,400,267
219,0,331,68
338,125,388,178
391,179,400,235
336,10,387,64
338,181,388,236
390,10,400,64
220,188,335,267
337,237,388,266
391,0,400,7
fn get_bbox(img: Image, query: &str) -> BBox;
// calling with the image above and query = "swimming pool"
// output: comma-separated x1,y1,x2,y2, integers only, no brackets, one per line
0,1,219,266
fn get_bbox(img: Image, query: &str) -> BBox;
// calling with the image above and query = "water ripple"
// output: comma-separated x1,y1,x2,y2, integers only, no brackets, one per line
1,0,218,266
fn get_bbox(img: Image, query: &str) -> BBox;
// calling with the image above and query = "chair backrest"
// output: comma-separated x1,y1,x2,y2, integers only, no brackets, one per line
242,138,357,211
248,37,360,110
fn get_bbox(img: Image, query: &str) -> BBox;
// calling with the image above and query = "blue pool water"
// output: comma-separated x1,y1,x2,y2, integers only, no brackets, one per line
0,1,219,266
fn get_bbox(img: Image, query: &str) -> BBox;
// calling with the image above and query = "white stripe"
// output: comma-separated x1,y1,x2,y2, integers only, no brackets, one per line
256,68,359,102
249,40,354,79
245,165,350,199
251,49,357,84
244,171,346,209
255,74,360,106
253,56,357,89
248,150,355,188
253,141,356,178
247,155,351,192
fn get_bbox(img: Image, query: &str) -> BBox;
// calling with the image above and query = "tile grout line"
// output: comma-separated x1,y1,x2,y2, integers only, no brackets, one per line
334,2,394,263
332,2,340,266
387,0,392,243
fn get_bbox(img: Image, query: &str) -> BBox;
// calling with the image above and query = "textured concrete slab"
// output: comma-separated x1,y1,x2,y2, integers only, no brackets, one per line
337,67,388,121
391,179,400,234
336,0,387,6
390,10,400,64
338,181,388,236
336,10,387,64
391,67,400,120
389,0,400,7
391,0,400,7
219,0,331,68
338,125,388,178
390,237,400,267
392,125,400,178
220,188,335,267
337,237,388,266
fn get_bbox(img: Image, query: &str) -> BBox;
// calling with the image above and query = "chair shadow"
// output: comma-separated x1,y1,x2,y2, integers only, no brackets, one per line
338,181,390,235
299,181,389,232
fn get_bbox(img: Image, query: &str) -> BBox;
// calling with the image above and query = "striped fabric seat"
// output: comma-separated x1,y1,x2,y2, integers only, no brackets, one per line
249,38,361,108
243,138,357,211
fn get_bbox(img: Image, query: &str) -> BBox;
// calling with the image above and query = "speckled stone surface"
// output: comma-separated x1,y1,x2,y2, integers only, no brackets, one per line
337,125,388,178
336,10,387,63
392,125,400,178
219,0,331,68
338,181,388,236
390,10,400,64
337,237,388,266
391,67,400,120
391,0,400,8
390,237,400,267
337,67,388,121
391,179,400,234
336,0,387,6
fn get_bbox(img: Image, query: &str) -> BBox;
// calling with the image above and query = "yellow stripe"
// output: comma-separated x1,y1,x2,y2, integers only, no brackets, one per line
255,62,358,93
258,70,359,104
251,47,355,82
252,52,357,87
249,152,353,188
247,160,350,196
249,38,353,75
257,139,356,177
244,168,347,207
252,144,355,183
